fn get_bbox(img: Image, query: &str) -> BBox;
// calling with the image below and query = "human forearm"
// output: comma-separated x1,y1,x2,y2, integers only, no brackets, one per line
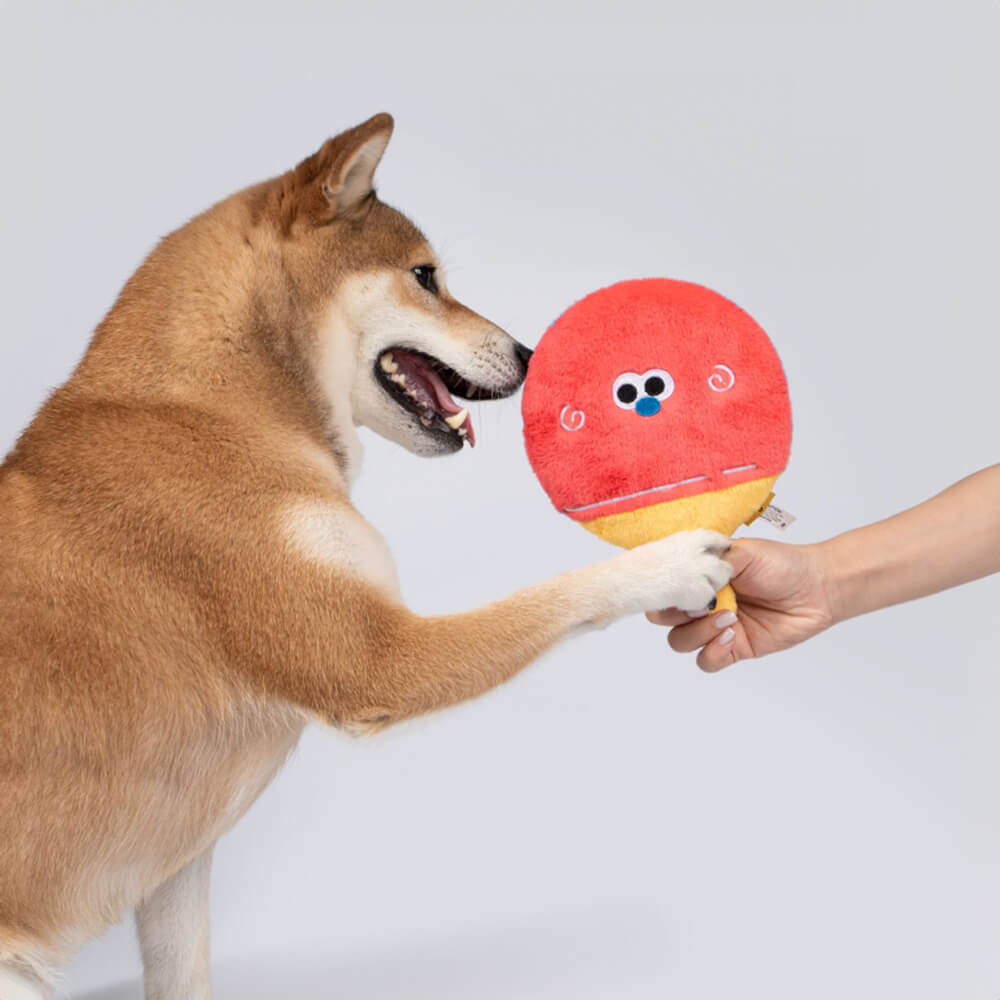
819,465,1000,623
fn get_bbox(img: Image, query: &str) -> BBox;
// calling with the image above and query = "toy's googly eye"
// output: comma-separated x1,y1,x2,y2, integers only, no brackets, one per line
613,372,643,409
641,369,674,401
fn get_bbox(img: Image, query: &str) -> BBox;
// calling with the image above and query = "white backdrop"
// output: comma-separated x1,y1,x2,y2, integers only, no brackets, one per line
2,2,998,998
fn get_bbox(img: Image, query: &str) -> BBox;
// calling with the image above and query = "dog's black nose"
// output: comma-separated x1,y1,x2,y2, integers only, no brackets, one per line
514,341,534,371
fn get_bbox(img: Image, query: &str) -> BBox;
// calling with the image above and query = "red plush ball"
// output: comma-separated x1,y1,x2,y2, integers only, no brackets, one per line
522,278,791,555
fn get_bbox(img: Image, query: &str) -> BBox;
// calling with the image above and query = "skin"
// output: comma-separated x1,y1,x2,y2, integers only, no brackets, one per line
648,464,1000,671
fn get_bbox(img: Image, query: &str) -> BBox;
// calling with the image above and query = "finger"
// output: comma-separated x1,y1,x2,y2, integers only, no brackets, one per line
724,539,755,584
667,609,739,653
645,608,698,626
696,623,751,672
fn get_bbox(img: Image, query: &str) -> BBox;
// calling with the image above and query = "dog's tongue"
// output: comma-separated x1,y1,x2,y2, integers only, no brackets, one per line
392,350,476,446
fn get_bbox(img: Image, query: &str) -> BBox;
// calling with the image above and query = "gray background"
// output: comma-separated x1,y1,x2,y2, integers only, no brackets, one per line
2,1,998,998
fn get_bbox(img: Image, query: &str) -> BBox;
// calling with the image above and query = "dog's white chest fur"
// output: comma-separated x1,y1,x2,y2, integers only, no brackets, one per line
282,498,401,597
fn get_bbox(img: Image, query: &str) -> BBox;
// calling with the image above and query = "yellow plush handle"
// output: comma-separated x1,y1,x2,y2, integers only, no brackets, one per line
715,583,737,613
578,482,767,620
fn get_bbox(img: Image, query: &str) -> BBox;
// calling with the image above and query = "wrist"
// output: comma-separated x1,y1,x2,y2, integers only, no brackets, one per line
812,531,873,625
810,540,843,626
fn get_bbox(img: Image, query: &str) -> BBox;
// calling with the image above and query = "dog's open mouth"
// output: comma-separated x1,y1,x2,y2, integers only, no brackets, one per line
375,348,479,447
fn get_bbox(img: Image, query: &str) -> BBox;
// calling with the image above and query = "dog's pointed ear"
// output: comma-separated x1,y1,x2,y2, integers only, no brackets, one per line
323,113,393,215
292,113,394,224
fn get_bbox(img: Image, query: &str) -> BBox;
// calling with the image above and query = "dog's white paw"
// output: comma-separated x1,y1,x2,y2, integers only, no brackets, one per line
597,529,733,623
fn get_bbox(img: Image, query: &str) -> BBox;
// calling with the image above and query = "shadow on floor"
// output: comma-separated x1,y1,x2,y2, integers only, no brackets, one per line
80,903,665,999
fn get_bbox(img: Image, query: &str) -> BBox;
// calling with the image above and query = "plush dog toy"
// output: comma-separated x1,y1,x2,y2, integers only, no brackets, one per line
522,278,792,612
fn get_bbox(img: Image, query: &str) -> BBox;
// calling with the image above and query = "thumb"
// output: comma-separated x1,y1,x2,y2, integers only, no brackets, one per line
724,538,756,584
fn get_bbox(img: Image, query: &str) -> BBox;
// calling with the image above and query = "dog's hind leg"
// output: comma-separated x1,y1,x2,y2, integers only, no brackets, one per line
136,845,214,1000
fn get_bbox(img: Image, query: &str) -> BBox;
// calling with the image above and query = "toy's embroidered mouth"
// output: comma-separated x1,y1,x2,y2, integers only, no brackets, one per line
563,463,758,515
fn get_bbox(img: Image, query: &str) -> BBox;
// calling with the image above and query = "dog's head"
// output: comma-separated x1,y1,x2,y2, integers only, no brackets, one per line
259,113,531,458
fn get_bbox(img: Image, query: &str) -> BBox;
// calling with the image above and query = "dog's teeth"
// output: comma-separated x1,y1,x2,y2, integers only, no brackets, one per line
379,353,398,373
390,373,406,385
457,427,468,438
444,409,469,431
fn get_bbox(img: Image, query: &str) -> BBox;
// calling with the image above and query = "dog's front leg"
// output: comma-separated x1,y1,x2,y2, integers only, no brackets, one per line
320,529,732,732
135,846,214,1000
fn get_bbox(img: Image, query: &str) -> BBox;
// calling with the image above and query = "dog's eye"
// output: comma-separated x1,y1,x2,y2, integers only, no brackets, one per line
412,265,439,295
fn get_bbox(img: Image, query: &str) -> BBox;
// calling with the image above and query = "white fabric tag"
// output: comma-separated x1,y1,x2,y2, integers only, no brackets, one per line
759,502,796,530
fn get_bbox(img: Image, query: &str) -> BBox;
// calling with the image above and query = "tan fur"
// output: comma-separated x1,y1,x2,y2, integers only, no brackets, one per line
0,114,731,997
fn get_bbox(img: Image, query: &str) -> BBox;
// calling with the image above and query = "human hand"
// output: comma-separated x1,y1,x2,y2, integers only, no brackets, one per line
645,538,837,672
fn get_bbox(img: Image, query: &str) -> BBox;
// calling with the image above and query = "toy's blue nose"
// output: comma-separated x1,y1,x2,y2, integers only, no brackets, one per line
636,396,661,417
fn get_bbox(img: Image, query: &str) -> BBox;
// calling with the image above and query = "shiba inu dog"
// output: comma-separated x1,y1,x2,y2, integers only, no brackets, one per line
0,113,732,1000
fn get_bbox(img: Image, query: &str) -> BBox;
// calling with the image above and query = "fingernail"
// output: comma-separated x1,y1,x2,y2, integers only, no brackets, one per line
714,611,737,629
707,596,718,611
718,627,735,645
688,608,710,618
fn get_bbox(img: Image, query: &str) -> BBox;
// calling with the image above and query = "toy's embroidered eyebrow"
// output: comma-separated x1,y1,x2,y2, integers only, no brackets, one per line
723,463,757,475
564,475,708,514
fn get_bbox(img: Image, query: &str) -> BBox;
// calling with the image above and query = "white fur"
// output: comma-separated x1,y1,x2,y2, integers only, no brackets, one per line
0,964,49,1000
136,849,213,1000
282,498,401,597
315,305,365,484
323,271,524,458
572,529,733,628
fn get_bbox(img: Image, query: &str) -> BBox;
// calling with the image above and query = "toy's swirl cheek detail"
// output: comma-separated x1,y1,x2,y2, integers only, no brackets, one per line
708,364,735,392
559,405,586,432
